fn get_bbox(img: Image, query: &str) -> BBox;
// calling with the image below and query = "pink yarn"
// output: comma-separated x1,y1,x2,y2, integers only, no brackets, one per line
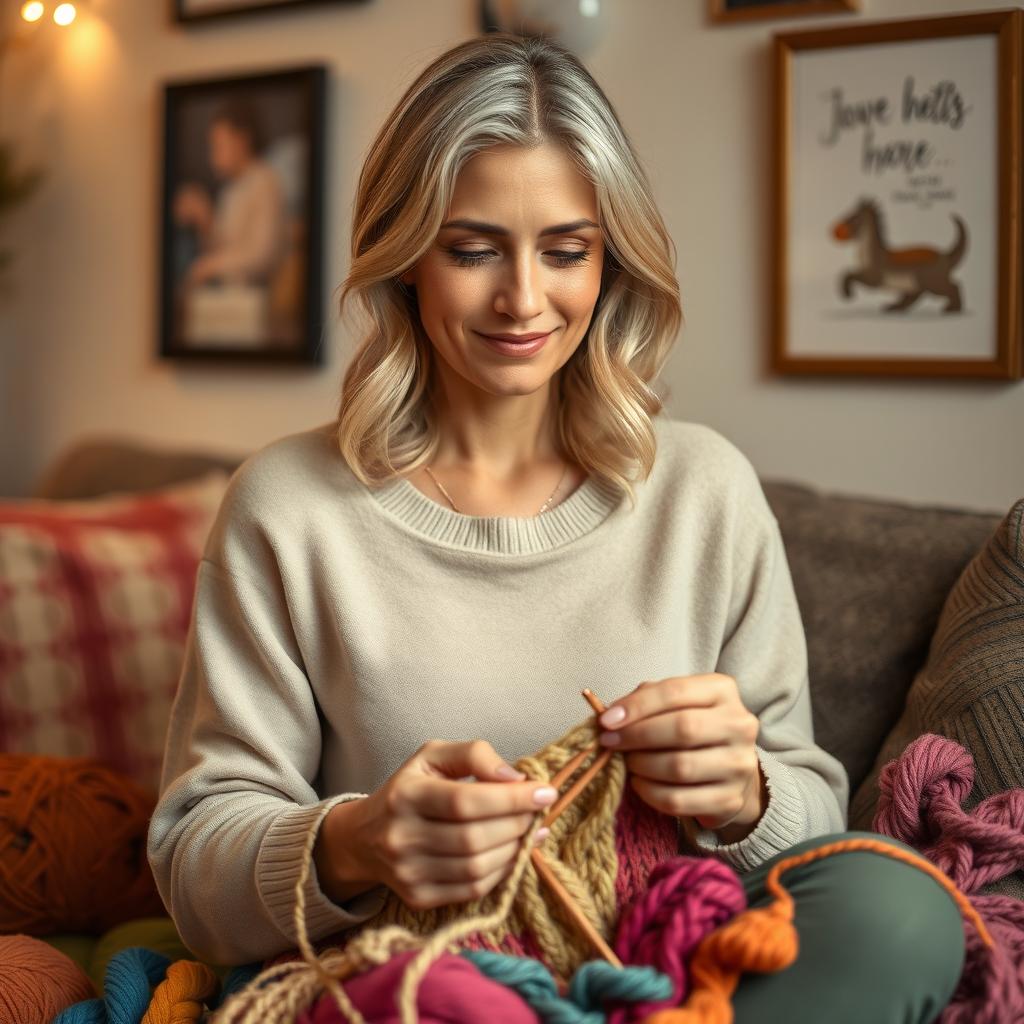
608,856,745,1024
873,731,1024,1023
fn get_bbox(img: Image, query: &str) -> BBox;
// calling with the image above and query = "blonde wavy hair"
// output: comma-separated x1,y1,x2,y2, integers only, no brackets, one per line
335,31,683,509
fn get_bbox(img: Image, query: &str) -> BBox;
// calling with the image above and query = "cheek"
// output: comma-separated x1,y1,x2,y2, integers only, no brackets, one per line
552,268,603,321
418,267,482,327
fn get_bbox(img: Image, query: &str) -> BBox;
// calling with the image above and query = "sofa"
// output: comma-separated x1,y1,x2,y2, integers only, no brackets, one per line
5,435,1023,907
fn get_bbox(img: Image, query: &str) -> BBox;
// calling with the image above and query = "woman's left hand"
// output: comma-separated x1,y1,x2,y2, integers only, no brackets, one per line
597,674,767,832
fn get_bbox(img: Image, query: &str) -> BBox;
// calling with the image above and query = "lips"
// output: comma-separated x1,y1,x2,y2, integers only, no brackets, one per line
479,331,554,342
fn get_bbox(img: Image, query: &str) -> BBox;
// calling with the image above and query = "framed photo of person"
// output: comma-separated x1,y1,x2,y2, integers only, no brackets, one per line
159,65,326,364
708,0,859,24
173,0,363,24
772,9,1023,379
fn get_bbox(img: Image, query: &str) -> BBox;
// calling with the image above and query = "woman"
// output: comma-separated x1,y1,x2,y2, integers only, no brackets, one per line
147,33,966,1022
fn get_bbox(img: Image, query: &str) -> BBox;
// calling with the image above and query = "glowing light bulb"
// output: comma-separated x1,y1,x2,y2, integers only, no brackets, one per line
53,2,76,25
21,1,45,21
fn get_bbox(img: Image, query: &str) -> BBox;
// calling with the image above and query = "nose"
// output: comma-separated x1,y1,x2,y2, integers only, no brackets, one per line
492,250,545,323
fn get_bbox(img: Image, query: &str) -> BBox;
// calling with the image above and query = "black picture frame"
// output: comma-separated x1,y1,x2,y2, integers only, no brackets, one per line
173,0,361,24
709,0,859,24
159,65,327,365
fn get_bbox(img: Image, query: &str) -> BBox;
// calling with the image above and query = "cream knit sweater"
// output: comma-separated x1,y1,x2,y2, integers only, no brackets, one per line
146,415,849,966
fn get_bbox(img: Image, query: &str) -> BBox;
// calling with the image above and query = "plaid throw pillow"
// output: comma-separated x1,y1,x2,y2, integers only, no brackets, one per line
0,472,229,797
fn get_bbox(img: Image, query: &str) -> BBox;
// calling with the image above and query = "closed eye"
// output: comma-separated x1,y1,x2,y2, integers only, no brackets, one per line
446,248,592,269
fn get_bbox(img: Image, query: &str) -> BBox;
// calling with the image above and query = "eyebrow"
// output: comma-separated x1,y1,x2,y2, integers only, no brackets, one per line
439,218,600,237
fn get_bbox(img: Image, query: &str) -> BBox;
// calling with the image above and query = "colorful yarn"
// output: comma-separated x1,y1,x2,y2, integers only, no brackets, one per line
872,732,1024,1023
53,947,171,1023
0,754,165,935
295,949,540,1023
88,916,212,994
607,857,746,1024
643,836,993,1023
463,950,675,1022
141,959,220,1023
0,934,96,1024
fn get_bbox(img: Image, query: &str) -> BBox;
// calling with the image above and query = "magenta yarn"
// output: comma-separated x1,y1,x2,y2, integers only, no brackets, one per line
607,856,746,1024
873,732,1024,1024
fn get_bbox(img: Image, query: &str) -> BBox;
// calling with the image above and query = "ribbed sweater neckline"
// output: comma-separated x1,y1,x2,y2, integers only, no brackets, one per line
367,471,624,555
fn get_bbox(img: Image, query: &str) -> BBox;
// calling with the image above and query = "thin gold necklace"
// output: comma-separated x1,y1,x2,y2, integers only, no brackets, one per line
423,462,570,516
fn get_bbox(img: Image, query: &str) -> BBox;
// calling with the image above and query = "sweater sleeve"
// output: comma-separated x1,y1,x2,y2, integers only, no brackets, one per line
690,479,849,872
146,545,388,966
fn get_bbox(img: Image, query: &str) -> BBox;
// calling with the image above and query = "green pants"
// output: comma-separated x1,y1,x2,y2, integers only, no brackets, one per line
729,830,967,1023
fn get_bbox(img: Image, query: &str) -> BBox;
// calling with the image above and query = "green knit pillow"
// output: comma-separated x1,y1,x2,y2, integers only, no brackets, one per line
849,496,1024,898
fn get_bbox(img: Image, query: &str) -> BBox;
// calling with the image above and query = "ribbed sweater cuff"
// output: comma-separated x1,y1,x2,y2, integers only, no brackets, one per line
256,793,388,947
692,746,808,873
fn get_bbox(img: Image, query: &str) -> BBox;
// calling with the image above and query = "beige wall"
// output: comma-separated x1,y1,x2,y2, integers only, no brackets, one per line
0,0,1020,511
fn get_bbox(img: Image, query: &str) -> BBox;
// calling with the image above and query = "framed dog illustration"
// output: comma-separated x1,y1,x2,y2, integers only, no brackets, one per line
772,9,1022,379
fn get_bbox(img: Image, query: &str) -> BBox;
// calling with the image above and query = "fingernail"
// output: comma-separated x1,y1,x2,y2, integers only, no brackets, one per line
533,827,550,844
599,731,621,746
495,764,525,780
533,786,558,805
600,706,626,727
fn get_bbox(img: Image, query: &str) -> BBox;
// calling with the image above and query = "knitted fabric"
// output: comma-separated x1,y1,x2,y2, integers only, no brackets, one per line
871,732,1024,1024
215,717,679,1023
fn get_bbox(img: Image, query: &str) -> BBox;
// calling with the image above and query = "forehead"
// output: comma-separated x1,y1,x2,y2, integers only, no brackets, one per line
447,143,598,225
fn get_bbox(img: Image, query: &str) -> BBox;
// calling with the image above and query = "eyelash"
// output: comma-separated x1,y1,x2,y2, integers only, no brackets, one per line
446,248,593,269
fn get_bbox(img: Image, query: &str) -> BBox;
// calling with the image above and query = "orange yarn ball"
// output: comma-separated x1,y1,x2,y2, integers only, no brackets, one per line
0,754,167,935
0,934,96,1024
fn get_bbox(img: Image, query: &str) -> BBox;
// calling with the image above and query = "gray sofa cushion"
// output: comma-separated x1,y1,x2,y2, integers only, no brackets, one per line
762,480,1004,799
847,498,1024,898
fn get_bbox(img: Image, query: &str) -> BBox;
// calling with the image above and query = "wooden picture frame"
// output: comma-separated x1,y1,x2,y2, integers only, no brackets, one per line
173,0,363,24
709,0,859,25
772,9,1023,379
158,65,327,365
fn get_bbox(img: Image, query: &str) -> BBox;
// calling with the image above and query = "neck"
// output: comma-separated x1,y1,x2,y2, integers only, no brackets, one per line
429,378,564,481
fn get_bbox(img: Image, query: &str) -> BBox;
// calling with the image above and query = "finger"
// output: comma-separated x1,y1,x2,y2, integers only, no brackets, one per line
402,863,513,911
599,706,725,752
625,745,755,787
401,837,525,887
408,774,558,822
408,813,539,855
598,675,728,732
416,738,522,782
630,775,746,821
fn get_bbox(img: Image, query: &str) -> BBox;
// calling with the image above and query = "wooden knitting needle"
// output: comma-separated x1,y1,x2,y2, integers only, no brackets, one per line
580,688,704,854
528,847,622,968
523,692,623,969
549,745,593,790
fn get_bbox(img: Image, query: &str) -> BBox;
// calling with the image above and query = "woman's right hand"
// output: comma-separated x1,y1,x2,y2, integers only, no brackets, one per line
337,740,559,910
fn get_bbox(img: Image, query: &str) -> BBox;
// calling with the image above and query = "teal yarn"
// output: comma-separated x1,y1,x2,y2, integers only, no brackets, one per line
53,947,171,1024
460,950,674,1023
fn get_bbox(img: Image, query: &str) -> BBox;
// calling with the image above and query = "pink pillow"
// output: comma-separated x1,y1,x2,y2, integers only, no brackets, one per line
0,472,229,797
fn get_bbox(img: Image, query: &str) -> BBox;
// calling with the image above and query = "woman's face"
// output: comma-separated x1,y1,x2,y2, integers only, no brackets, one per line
401,142,605,402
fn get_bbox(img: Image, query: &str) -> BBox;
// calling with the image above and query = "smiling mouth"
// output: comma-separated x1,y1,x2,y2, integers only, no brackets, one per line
478,331,555,342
